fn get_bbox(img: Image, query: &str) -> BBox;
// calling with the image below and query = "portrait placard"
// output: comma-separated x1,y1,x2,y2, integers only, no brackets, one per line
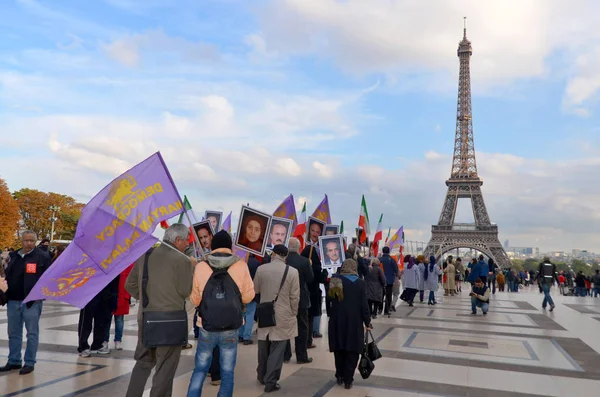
193,220,215,253
306,216,326,247
235,206,272,257
318,234,345,271
266,217,293,249
325,224,340,235
204,211,223,232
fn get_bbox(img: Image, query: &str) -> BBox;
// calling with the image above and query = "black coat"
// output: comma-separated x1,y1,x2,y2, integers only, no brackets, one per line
336,253,368,279
5,247,50,306
0,290,6,306
326,276,371,354
286,252,314,309
302,245,328,317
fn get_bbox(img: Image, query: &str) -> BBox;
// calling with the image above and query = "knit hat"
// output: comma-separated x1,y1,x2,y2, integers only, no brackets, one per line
382,246,390,254
272,244,288,257
211,230,232,250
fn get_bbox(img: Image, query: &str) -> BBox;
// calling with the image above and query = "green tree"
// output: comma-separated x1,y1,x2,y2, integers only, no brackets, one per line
571,259,592,276
0,177,20,248
522,258,539,272
510,259,524,272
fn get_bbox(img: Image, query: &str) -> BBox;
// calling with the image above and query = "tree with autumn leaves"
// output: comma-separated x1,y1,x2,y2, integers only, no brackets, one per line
0,177,84,247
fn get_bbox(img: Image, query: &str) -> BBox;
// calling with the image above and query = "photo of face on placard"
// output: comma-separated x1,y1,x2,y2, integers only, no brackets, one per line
318,235,345,269
235,206,272,257
205,211,223,232
266,217,293,249
325,225,339,236
307,216,326,246
193,220,215,252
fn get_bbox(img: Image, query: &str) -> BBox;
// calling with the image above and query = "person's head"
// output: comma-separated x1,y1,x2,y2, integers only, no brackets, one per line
211,230,233,251
404,254,412,263
487,257,493,265
474,278,484,288
272,244,288,261
207,215,218,231
309,221,322,243
472,257,477,263
382,246,390,255
325,228,336,236
269,223,287,246
244,216,263,243
370,258,380,268
416,255,425,263
21,230,37,254
456,257,462,263
325,241,340,262
478,254,484,261
347,243,358,260
288,237,301,253
40,238,50,247
196,226,212,249
163,224,190,252
579,271,583,275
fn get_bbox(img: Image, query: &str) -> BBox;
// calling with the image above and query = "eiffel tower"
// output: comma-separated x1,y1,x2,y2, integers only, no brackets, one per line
423,20,510,267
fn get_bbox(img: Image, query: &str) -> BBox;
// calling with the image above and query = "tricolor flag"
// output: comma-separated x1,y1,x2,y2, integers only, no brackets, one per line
222,211,232,233
384,227,391,245
358,195,370,245
176,196,198,226
293,202,307,248
311,195,332,224
372,214,383,256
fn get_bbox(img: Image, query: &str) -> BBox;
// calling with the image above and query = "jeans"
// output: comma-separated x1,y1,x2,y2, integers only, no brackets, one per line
575,287,587,297
313,316,321,335
419,290,425,302
105,315,125,343
471,297,488,314
488,275,496,294
594,287,600,298
7,300,43,366
428,290,435,303
241,301,257,341
541,283,554,308
187,328,239,397
507,280,514,292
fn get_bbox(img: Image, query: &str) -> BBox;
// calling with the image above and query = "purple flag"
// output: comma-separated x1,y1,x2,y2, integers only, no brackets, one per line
311,194,332,224
232,245,249,262
222,211,232,233
273,194,297,229
387,226,404,251
24,152,184,308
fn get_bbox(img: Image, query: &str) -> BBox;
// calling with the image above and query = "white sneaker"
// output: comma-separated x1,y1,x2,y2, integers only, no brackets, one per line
115,341,123,350
79,349,91,358
92,345,110,355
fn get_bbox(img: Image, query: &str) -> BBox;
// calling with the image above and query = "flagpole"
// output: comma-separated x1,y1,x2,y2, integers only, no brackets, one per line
183,208,206,260
159,238,196,260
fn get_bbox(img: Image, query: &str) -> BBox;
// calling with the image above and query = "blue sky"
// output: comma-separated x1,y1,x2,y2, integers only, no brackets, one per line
2,0,600,253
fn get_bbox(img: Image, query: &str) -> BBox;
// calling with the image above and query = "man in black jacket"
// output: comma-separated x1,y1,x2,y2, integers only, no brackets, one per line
0,230,50,375
284,238,314,364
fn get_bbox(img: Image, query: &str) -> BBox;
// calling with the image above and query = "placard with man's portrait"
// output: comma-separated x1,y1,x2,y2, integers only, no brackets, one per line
306,216,326,247
266,217,293,249
235,206,272,257
325,224,340,235
193,220,215,253
318,235,345,270
204,210,223,232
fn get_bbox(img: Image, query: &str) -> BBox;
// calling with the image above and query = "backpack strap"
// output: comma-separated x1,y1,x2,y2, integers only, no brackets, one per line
141,248,154,309
273,265,289,303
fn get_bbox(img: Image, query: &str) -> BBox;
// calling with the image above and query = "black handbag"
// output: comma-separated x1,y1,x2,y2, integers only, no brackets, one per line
358,348,375,379
256,265,289,328
141,249,188,348
366,329,382,361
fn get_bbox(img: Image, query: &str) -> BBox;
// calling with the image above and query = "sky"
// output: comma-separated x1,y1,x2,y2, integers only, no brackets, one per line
2,0,600,253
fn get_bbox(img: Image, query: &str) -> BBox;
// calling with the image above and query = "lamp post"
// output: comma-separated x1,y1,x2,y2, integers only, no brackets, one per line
49,205,61,243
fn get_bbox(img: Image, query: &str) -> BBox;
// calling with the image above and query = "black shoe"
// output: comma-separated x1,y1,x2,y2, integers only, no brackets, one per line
239,337,244,343
297,358,313,364
307,344,317,349
384,311,390,316
428,302,432,305
550,305,555,312
243,340,254,345
0,363,22,372
336,376,343,385
19,366,34,375
265,383,281,393
182,343,193,350
344,382,353,389
313,333,323,338
483,312,487,316
390,306,396,312
471,311,477,315
257,377,265,385
408,304,414,307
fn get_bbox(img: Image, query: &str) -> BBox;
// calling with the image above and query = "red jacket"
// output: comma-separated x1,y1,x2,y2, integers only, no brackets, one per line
114,264,134,316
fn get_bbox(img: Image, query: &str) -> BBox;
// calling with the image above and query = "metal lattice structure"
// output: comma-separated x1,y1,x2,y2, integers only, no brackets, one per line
423,21,510,268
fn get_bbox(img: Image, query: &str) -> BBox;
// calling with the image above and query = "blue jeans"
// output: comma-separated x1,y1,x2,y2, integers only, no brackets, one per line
105,315,125,343
575,287,587,296
7,300,43,367
241,301,257,341
541,283,554,307
187,328,239,397
507,280,514,292
313,316,321,335
428,290,435,303
470,297,488,314
594,287,600,298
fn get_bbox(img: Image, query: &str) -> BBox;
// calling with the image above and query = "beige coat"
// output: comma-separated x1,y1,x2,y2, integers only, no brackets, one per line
444,263,456,290
254,257,300,341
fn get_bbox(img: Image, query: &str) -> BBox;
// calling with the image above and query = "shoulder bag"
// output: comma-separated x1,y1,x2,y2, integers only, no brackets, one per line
141,249,189,347
256,265,289,328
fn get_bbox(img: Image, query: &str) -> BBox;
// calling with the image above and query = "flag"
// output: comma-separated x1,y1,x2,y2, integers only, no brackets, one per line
358,195,370,244
311,195,332,224
160,220,170,229
293,202,307,248
177,196,198,226
372,214,384,256
232,245,249,262
387,226,404,251
24,152,184,308
273,194,297,229
384,227,391,245
222,211,232,233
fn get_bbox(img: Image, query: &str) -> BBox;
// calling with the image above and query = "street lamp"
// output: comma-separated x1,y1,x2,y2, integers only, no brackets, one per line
49,205,61,243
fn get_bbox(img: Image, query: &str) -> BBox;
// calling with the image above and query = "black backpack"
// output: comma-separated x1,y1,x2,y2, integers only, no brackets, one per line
199,266,243,332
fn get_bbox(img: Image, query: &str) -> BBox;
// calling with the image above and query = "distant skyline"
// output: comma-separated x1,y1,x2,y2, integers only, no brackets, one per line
1,1,600,252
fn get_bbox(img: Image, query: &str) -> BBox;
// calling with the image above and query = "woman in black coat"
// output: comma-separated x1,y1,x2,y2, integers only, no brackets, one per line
302,244,328,343
326,259,372,389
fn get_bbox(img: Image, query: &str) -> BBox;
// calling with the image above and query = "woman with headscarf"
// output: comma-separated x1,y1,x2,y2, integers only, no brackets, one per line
238,215,265,252
326,259,372,390
401,255,419,307
365,258,386,318
416,255,427,303
444,257,456,296
424,256,442,305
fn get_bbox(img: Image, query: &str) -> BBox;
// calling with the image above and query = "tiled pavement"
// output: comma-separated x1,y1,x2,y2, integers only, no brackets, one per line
1,285,600,396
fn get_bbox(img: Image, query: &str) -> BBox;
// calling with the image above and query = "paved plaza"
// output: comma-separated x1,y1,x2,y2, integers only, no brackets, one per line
1,286,600,396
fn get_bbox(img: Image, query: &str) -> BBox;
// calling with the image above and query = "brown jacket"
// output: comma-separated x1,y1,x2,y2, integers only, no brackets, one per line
254,257,300,341
125,243,193,323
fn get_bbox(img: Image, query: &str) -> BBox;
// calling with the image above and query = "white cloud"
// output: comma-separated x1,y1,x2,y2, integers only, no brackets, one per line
312,161,333,178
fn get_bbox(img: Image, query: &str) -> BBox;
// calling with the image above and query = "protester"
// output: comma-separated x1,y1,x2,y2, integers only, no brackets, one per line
125,224,195,397
380,247,399,315
186,230,255,397
538,258,558,311
283,238,314,364
416,255,426,303
487,258,497,294
302,244,327,346
365,258,385,318
470,278,490,315
105,263,134,351
78,276,119,357
425,256,442,305
326,259,372,390
255,244,300,393
401,255,419,306
0,230,50,375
